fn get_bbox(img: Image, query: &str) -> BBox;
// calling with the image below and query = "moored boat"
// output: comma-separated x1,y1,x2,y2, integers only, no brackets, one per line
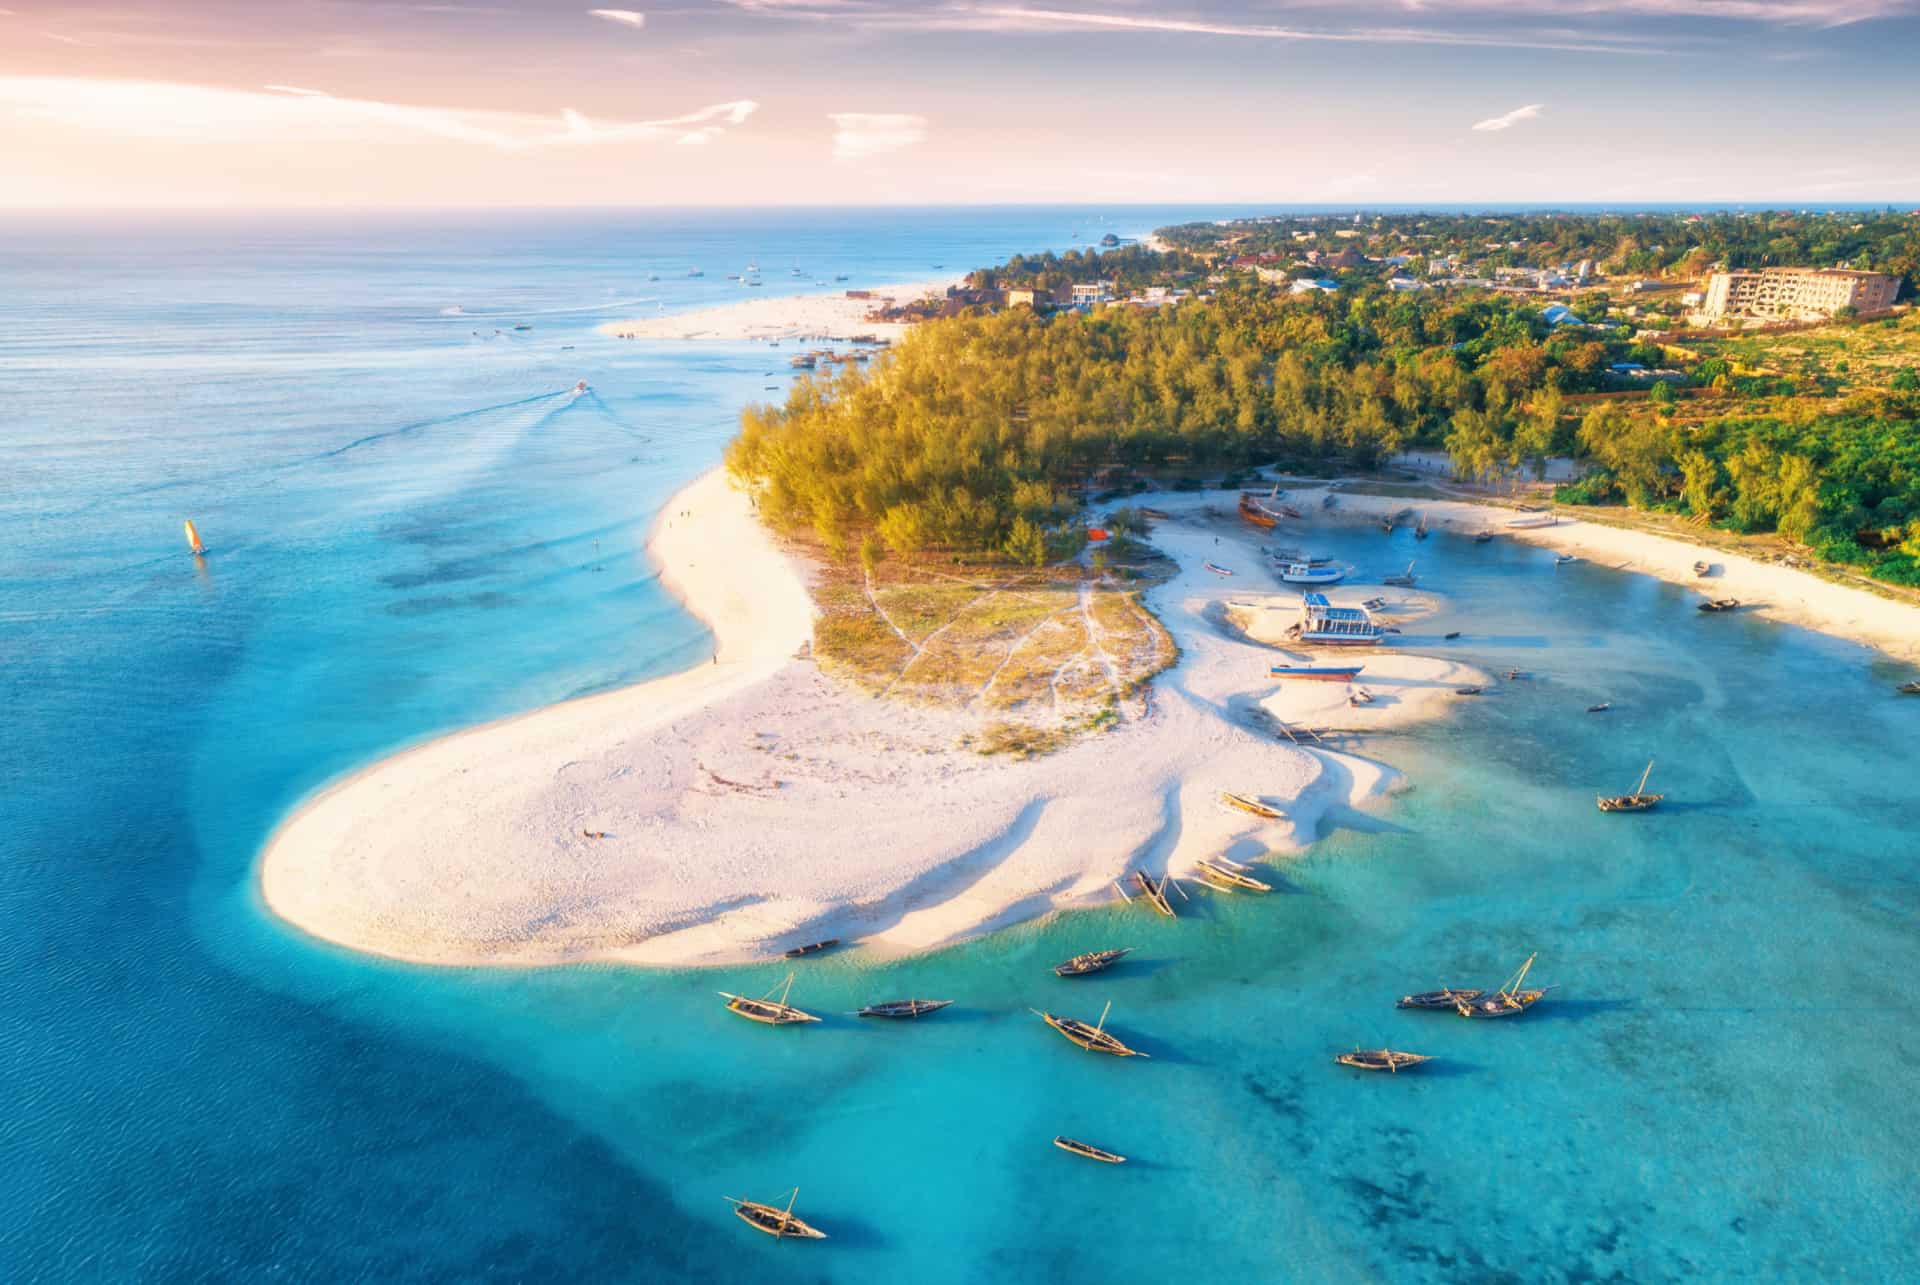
1295,592,1382,645
1131,870,1176,917
1053,1136,1127,1164
1900,680,1920,695
1455,954,1552,1019
1554,554,1577,565
1270,663,1364,683
1698,598,1740,613
728,1190,827,1240
720,972,820,1025
1220,791,1286,819
1336,1049,1433,1073
784,938,840,958
1397,988,1484,1010
1597,759,1663,813
1279,561,1345,585
1382,561,1417,587
1238,492,1279,529
857,998,953,1019
1473,530,1495,543
1034,1001,1149,1057
1197,859,1270,892
1204,561,1235,577
1052,947,1133,977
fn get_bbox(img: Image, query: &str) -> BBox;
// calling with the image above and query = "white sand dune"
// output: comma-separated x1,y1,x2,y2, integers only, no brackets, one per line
599,278,959,343
259,473,1920,969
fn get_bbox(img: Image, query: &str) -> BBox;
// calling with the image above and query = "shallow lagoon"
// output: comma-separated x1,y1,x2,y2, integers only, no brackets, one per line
4,211,1918,1280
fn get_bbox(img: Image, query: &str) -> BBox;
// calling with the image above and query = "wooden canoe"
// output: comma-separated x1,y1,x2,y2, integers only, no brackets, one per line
1053,1136,1127,1164
1336,1049,1433,1073
856,999,953,1019
1397,988,1483,1010
1034,1004,1148,1058
1131,870,1176,917
1221,792,1285,820
720,972,819,1025
728,1193,827,1240
1052,948,1133,978
1197,860,1270,892
783,938,840,958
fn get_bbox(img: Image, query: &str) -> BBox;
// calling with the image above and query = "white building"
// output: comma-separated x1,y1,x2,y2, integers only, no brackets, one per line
1070,280,1116,307
1700,267,1899,321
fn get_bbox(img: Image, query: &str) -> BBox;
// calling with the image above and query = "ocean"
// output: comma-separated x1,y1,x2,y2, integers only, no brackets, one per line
3,207,1918,1281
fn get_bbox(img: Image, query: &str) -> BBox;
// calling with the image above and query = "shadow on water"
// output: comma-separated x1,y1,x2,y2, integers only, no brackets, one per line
1526,997,1639,1024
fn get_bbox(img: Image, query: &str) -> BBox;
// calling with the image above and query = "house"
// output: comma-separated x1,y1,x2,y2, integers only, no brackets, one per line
1070,280,1115,308
1541,304,1584,326
1006,288,1038,308
1290,278,1340,295
1386,276,1426,292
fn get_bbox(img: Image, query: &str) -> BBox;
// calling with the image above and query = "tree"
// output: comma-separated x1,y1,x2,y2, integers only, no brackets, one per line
1003,516,1047,567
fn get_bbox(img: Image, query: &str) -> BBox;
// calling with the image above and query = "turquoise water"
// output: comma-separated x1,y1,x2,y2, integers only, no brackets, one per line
4,210,1919,1281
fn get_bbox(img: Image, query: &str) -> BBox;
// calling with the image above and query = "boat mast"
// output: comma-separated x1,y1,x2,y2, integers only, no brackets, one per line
1095,999,1111,1036
1634,759,1654,797
777,972,795,1009
778,1187,799,1240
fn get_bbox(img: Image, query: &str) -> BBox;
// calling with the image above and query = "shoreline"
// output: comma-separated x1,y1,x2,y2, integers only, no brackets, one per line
598,276,960,343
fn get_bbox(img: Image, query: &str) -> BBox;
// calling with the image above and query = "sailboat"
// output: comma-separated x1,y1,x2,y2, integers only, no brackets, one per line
1597,759,1664,812
1454,953,1553,1019
727,1189,828,1240
1033,1000,1149,1057
718,972,820,1025
183,519,207,557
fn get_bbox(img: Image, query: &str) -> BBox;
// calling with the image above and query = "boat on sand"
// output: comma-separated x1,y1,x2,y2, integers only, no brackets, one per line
1220,791,1286,819
1197,858,1271,892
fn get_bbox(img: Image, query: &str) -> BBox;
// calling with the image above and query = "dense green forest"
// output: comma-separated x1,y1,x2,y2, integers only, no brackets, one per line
729,220,1920,587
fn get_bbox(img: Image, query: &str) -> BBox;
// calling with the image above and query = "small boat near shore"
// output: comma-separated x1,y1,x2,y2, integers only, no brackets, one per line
1382,561,1417,587
1053,1136,1126,1164
1238,492,1280,528
1053,948,1132,977
1336,1049,1433,1073
1900,680,1920,695
1693,561,1712,576
1271,663,1364,683
1473,530,1495,543
784,938,839,958
1555,554,1577,565
857,999,953,1019
728,1190,827,1240
1131,870,1177,917
1398,988,1483,1010
1698,598,1740,613
1279,561,1345,585
1455,954,1553,1019
1454,686,1484,696
1197,858,1271,892
720,972,820,1025
1204,561,1235,577
1034,1001,1149,1057
1221,791,1286,819
1598,759,1663,813
1294,592,1383,645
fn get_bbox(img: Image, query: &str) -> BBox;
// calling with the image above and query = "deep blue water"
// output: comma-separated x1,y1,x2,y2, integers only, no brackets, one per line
4,208,1919,1282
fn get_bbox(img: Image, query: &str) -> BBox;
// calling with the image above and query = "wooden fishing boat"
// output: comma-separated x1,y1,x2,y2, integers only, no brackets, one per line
1204,561,1235,577
1444,631,1462,640
1336,1049,1433,1073
856,998,953,1019
719,973,820,1025
1269,664,1363,684
183,519,207,557
1454,686,1484,696
1382,561,1417,587
1131,871,1176,917
1197,859,1271,892
1415,514,1430,540
1053,947,1132,977
1473,531,1495,544
1587,702,1611,713
783,938,840,958
1397,988,1484,1010
1034,1002,1149,1057
1597,759,1664,813
1455,954,1552,1019
1554,554,1577,565
1221,791,1286,819
1900,680,1920,695
1238,493,1279,528
1053,1136,1126,1164
1698,598,1740,613
728,1190,828,1240
1693,561,1711,576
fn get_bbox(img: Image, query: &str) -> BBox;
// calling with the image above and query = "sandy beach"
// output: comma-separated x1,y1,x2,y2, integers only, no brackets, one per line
598,277,959,343
259,466,1920,969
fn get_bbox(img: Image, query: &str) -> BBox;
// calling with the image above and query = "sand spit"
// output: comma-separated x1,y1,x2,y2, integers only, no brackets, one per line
599,278,959,344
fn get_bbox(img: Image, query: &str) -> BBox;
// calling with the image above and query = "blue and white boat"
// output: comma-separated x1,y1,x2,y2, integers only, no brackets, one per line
1292,593,1383,646
1278,561,1344,585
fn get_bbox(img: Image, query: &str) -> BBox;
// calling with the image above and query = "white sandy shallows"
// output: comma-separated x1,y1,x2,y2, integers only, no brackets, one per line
259,478,1432,968
598,278,960,344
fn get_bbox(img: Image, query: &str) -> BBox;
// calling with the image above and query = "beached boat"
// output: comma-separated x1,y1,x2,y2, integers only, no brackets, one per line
783,938,839,958
1693,561,1711,576
1507,513,1557,529
1204,561,1235,577
857,998,953,1019
1348,687,1374,706
1698,598,1740,613
728,1190,827,1240
1279,562,1345,585
1131,870,1176,917
1382,561,1417,587
1598,759,1663,812
1397,988,1484,1010
1270,663,1364,683
1238,493,1279,529
183,519,207,557
1221,791,1287,819
1197,858,1271,892
719,973,820,1025
1336,1049,1433,1073
1034,1001,1149,1057
1053,1136,1126,1164
1455,954,1553,1019
1052,948,1133,978
1295,593,1383,645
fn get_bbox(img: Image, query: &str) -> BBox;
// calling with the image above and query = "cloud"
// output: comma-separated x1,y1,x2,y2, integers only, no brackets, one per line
0,76,755,150
588,8,647,27
828,112,927,161
1472,103,1544,131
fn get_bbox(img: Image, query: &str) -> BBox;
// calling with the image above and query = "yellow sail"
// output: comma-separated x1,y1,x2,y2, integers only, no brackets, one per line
184,519,205,555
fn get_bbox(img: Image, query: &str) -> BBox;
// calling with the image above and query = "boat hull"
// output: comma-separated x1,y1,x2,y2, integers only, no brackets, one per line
1269,666,1364,682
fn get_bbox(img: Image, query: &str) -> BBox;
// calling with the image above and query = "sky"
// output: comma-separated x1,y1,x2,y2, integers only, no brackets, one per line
2,0,1917,207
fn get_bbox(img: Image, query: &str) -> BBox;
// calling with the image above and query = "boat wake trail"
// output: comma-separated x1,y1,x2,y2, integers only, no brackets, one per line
306,389,568,463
